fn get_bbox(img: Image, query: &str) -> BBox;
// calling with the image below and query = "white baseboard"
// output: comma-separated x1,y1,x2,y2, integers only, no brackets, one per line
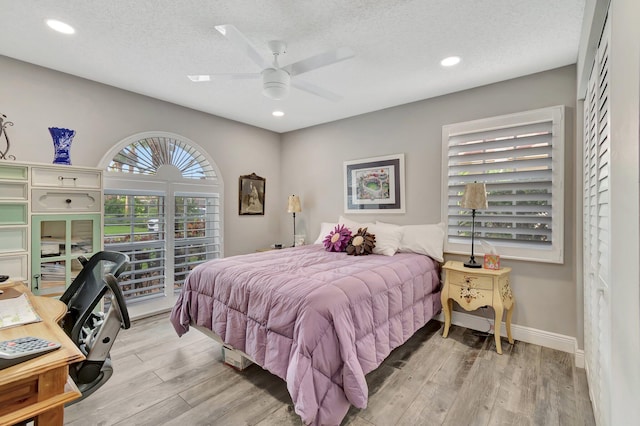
574,347,585,368
436,311,584,368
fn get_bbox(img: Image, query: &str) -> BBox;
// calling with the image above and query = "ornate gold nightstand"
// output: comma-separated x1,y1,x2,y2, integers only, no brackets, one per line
441,260,514,354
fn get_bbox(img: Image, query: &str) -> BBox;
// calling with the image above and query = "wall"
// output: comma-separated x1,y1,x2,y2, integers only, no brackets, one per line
1,55,583,344
281,65,578,339
0,56,281,256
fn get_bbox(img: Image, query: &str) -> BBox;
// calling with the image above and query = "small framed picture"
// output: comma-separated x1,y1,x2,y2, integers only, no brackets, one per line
344,153,405,213
239,173,265,215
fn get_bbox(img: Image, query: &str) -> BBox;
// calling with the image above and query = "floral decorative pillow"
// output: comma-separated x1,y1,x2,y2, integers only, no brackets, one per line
323,224,352,252
346,227,376,256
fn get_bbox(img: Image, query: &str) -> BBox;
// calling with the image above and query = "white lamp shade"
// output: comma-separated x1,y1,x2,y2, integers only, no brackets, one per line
460,183,488,210
287,195,302,213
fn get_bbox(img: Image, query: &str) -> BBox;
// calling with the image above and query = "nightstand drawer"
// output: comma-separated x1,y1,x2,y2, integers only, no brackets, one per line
32,189,101,212
447,270,493,290
450,284,493,310
32,167,101,189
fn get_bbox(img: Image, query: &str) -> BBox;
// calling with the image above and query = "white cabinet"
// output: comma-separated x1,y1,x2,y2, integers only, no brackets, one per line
0,160,103,289
0,162,29,280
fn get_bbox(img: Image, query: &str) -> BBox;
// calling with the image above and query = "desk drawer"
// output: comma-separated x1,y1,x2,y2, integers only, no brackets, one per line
32,167,101,189
0,377,38,417
32,189,101,212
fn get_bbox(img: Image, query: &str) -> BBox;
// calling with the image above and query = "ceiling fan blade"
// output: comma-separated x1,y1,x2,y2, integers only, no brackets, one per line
284,47,354,77
215,24,269,70
291,79,343,102
188,73,261,82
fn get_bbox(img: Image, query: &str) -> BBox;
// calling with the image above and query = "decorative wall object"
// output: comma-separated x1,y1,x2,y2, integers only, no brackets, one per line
0,114,16,160
48,127,75,165
344,153,405,213
239,173,265,215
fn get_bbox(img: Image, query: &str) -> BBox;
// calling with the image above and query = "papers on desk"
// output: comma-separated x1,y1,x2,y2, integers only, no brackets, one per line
0,293,42,330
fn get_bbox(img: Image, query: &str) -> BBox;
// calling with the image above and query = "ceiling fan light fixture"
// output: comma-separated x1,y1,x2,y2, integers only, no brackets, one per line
262,68,290,100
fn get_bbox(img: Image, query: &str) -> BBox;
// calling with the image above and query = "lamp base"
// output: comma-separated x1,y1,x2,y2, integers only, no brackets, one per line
464,258,482,268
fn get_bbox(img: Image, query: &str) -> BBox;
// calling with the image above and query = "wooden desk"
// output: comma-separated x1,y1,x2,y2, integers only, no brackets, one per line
0,281,85,426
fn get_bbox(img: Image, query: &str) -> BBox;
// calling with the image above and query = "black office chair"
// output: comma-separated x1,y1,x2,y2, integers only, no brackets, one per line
59,251,131,403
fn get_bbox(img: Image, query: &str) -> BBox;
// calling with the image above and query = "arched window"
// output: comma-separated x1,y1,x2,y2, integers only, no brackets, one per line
107,135,217,180
99,132,223,315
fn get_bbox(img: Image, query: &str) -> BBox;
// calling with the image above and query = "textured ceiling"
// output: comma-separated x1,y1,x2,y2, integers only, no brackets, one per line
0,1,585,133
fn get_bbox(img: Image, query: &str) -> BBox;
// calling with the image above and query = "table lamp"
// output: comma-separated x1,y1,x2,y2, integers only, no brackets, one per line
287,195,302,247
460,182,488,268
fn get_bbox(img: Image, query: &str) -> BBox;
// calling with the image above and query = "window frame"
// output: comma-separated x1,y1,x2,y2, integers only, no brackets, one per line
441,105,565,264
99,131,224,317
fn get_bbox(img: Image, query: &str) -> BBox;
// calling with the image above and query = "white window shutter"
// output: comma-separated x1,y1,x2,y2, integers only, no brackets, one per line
442,106,565,263
582,14,611,426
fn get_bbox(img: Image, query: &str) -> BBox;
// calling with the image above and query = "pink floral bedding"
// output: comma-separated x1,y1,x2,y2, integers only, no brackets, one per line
170,244,441,425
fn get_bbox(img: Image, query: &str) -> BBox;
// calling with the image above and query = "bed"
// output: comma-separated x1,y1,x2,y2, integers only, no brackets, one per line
170,243,442,425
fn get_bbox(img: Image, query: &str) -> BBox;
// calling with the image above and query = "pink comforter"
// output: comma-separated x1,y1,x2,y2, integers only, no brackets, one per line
170,245,441,425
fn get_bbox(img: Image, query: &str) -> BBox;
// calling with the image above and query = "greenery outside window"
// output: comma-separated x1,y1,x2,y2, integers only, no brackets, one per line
100,132,223,314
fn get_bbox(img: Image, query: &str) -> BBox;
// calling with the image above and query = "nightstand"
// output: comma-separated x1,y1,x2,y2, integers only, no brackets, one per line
441,260,514,354
255,246,284,252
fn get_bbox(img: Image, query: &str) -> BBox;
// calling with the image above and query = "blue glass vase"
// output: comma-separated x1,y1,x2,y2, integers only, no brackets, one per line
49,127,75,165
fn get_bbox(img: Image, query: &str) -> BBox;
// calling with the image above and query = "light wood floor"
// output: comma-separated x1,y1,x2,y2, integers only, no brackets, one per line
64,313,595,426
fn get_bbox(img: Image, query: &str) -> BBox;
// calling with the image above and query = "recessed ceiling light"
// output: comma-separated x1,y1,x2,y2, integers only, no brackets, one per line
46,19,75,35
187,75,211,82
272,111,285,117
440,56,461,67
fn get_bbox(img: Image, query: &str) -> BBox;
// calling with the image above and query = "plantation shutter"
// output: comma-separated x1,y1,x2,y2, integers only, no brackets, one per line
582,14,611,425
103,133,223,308
443,106,564,263
173,193,222,290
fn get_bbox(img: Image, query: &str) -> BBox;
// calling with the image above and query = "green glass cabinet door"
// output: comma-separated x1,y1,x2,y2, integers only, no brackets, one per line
31,214,102,297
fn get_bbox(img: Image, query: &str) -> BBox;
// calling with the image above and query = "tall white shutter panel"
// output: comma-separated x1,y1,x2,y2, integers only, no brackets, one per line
583,63,598,417
583,14,611,426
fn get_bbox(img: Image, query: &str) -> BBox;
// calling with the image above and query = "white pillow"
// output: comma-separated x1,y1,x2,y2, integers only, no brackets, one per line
396,223,445,262
314,222,338,244
337,215,363,234
365,223,403,256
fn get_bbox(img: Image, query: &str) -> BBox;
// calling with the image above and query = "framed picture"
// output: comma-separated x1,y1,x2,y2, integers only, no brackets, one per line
239,173,265,215
344,153,405,213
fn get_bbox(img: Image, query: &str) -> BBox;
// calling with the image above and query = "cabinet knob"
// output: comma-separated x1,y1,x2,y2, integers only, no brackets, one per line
65,199,72,204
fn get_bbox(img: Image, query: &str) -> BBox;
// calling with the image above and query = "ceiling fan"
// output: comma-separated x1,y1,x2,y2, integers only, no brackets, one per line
188,25,355,101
